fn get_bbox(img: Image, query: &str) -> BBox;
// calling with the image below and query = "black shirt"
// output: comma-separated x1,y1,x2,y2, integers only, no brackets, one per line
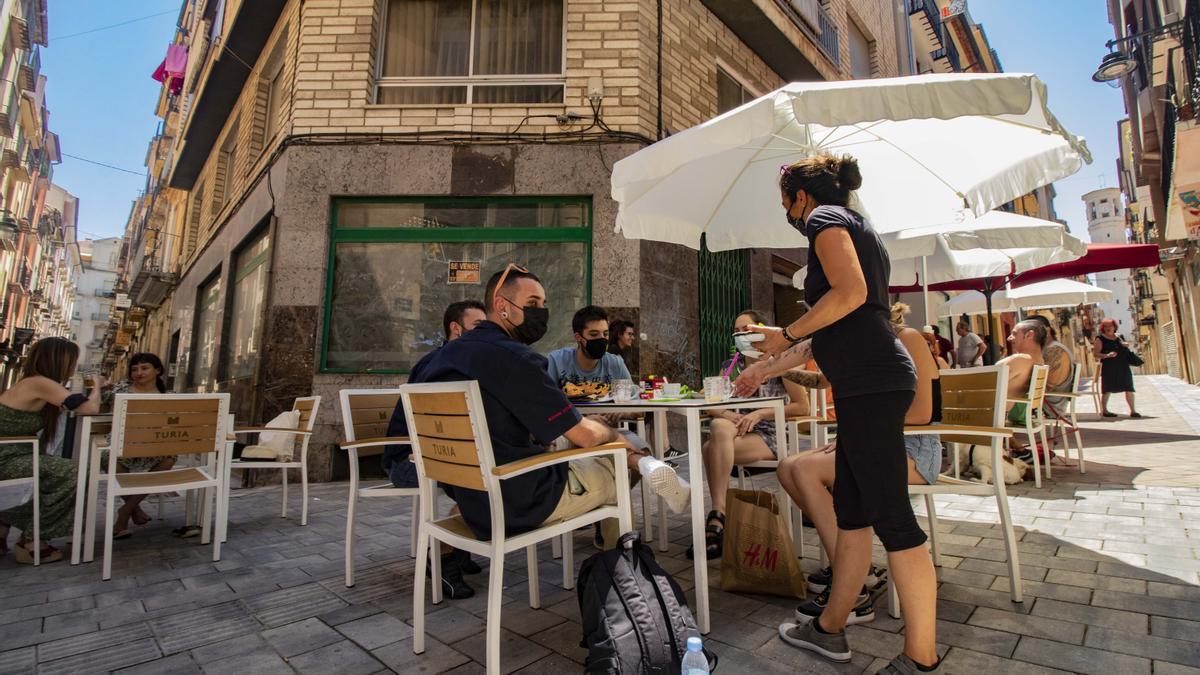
383,321,582,539
803,205,916,398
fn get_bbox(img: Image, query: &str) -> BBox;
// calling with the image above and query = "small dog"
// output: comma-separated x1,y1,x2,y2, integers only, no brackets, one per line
955,445,1030,485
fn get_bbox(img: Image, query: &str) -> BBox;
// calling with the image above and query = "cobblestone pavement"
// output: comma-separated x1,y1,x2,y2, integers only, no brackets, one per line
2,375,1200,674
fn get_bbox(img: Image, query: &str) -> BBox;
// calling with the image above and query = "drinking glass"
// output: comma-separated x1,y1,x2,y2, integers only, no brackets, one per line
612,379,634,403
703,376,726,403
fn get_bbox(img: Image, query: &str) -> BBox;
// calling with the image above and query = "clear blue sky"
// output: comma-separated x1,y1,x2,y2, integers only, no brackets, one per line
40,1,1124,243
970,0,1127,243
40,0,179,241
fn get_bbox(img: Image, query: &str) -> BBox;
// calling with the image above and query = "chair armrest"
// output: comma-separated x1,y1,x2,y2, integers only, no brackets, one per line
0,436,38,443
786,416,821,423
233,427,312,436
493,442,627,480
1006,397,1032,405
905,424,1012,438
340,436,410,450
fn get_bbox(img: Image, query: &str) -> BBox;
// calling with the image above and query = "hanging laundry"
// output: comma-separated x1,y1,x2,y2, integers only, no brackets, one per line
164,44,188,78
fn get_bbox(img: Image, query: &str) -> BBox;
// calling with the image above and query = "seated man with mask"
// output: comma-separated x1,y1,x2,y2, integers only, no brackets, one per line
389,265,689,596
546,305,632,399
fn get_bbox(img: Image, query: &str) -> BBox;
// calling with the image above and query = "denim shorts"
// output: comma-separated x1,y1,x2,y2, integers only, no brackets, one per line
904,433,942,486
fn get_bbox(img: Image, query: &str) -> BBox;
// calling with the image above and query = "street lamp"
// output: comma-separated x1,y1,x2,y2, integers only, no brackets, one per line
1092,50,1138,83
1092,19,1187,84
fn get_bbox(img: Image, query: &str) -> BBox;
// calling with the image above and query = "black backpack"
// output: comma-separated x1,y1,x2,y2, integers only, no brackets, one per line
576,531,716,674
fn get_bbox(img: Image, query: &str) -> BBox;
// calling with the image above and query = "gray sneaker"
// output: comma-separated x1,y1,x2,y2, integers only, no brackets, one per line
878,654,940,674
777,620,852,663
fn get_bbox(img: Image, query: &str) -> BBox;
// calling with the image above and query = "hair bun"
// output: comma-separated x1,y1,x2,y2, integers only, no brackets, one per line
837,155,863,191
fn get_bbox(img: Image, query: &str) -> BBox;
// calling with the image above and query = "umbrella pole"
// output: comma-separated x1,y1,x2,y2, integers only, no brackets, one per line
985,283,996,351
921,256,931,326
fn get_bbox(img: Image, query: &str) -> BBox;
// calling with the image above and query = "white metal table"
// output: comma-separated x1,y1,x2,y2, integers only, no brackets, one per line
576,395,786,634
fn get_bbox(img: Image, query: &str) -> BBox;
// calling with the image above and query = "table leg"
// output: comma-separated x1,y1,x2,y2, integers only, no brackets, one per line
772,402,795,542
70,417,91,565
84,437,102,563
653,410,669,553
685,409,709,634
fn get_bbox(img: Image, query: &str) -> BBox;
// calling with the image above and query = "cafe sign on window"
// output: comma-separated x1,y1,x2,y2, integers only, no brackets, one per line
448,261,481,285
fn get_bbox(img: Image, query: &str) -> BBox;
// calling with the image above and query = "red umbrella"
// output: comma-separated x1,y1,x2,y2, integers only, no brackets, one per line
892,243,1161,346
1008,243,1160,287
891,243,1161,293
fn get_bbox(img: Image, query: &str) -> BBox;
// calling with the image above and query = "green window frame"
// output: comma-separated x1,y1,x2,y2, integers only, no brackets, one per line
321,195,593,374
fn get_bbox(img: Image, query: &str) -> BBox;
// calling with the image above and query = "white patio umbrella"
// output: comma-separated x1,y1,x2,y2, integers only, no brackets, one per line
884,212,1088,318
612,73,1091,252
938,278,1113,317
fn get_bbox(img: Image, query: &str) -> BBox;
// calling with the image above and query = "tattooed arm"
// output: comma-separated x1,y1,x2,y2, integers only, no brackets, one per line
781,369,829,389
733,339,814,397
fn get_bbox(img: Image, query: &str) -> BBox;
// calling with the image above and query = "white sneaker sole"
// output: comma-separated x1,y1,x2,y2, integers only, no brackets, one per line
777,623,852,663
647,463,690,514
794,607,876,626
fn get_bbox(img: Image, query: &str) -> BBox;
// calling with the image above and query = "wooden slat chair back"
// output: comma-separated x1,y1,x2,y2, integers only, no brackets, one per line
402,380,632,673
344,392,402,454
893,366,1024,618
103,394,230,580
337,388,418,588
406,391,486,492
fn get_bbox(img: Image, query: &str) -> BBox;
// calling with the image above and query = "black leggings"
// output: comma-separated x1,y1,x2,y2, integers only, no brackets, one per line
832,389,927,552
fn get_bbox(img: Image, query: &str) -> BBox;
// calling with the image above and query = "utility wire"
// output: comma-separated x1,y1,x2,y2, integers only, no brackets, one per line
61,153,145,176
51,10,177,41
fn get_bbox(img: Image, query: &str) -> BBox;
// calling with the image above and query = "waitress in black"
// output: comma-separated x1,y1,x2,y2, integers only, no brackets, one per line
735,155,939,673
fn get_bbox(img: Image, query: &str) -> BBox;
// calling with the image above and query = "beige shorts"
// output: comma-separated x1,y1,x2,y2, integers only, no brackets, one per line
541,456,618,526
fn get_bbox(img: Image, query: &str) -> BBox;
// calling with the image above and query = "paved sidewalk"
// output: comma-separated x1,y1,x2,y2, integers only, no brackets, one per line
2,376,1199,674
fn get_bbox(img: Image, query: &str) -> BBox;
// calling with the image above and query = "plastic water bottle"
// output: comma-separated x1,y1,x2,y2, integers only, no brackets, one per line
681,636,709,674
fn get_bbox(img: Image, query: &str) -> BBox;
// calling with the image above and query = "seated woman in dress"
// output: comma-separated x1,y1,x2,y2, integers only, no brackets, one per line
104,353,176,538
772,310,943,625
688,309,813,560
0,337,104,563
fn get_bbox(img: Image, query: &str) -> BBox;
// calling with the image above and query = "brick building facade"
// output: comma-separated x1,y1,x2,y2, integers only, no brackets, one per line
111,0,908,481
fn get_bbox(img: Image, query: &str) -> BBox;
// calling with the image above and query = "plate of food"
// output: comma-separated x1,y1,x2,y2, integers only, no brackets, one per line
564,382,612,403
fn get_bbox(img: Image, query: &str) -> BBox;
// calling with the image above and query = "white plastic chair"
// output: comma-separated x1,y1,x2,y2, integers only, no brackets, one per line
0,436,40,564
338,389,417,588
1045,366,1086,474
892,365,1023,617
1007,364,1051,486
404,381,632,674
102,394,230,580
226,396,321,525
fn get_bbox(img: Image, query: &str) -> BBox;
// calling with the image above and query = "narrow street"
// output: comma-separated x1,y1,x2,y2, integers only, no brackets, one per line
3,375,1198,674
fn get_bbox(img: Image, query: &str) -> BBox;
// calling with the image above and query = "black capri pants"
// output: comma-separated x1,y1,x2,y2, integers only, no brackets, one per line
832,388,927,552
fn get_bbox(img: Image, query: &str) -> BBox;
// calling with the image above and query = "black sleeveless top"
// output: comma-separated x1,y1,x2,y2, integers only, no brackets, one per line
930,377,942,424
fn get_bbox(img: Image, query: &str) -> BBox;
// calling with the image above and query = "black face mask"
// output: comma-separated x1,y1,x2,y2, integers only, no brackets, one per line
503,299,550,345
582,337,608,360
782,194,811,234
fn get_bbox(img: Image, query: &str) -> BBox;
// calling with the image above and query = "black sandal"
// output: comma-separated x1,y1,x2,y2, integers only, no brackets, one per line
686,510,726,560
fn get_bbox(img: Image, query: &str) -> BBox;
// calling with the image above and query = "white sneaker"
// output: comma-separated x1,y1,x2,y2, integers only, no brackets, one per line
638,456,691,514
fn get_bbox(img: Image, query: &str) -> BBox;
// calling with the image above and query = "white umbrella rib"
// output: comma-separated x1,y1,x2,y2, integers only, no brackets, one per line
823,123,968,205
701,119,803,238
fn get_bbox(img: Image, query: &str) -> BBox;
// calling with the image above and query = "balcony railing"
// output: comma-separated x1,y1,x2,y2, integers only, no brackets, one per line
931,36,961,72
907,0,945,45
18,46,39,92
815,3,840,67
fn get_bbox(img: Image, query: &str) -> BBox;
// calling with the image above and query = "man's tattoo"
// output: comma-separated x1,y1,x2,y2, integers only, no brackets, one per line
782,369,823,388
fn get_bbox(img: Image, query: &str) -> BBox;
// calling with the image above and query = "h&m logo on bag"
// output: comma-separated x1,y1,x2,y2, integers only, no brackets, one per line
741,543,780,573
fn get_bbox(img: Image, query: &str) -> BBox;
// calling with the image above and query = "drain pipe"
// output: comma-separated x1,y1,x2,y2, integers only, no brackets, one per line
657,0,664,139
